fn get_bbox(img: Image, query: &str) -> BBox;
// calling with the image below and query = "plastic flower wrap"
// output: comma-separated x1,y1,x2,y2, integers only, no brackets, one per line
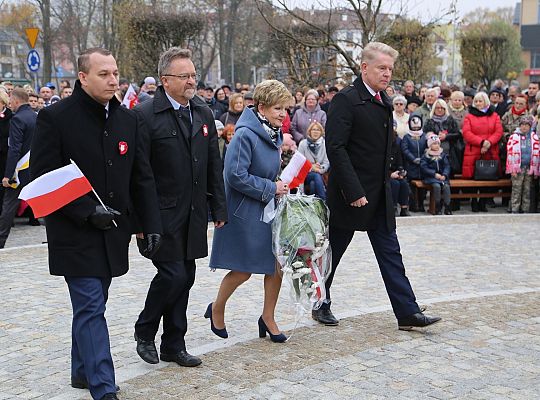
272,193,332,311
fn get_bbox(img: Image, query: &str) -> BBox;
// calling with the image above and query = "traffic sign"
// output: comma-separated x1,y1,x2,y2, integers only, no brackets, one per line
27,50,40,72
25,28,40,49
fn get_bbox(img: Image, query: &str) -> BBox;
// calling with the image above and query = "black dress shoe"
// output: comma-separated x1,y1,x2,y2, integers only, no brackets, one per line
397,312,441,331
100,394,119,400
71,377,120,392
399,208,411,217
312,307,339,326
160,350,202,367
134,332,159,364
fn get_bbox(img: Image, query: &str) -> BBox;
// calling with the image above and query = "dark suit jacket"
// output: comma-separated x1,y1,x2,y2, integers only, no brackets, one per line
325,78,395,231
0,107,13,179
30,81,162,277
4,104,35,186
134,86,227,261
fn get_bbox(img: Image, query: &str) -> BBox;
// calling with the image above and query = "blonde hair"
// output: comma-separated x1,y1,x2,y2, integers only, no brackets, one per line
361,42,398,64
253,80,293,109
0,89,9,106
307,121,325,138
473,92,490,110
228,92,244,109
450,91,464,100
430,99,449,118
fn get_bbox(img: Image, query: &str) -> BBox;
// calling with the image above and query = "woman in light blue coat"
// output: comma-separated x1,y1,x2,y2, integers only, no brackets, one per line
207,80,292,343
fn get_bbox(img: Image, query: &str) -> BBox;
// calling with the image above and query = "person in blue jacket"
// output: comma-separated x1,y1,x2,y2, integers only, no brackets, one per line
421,133,452,215
207,80,292,343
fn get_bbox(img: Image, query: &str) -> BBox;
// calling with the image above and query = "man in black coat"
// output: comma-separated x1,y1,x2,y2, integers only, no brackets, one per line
133,47,227,368
318,42,441,330
0,88,36,248
30,48,162,400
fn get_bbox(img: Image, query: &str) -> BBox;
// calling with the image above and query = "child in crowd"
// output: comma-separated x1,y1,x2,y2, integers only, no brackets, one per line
215,120,226,159
421,133,452,215
297,121,330,200
401,115,427,211
506,116,540,213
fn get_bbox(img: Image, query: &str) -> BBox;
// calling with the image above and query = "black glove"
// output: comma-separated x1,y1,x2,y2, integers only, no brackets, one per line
87,205,121,230
136,233,162,259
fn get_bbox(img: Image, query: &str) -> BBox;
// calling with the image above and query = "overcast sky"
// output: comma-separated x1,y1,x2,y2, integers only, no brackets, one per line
406,0,519,21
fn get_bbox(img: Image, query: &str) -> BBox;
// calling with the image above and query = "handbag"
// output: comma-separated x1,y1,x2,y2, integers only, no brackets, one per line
474,158,499,180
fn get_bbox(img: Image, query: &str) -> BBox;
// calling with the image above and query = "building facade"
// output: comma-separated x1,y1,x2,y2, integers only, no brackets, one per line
519,0,540,86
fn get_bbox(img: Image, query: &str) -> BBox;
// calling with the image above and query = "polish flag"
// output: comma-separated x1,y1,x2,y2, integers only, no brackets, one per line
121,84,139,109
280,151,312,189
18,163,92,218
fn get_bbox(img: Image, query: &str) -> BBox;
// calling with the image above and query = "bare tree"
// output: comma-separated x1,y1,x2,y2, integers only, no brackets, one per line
52,0,100,72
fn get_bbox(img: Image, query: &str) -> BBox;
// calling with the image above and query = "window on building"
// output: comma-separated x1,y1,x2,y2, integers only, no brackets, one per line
1,63,13,76
532,49,540,69
0,45,11,56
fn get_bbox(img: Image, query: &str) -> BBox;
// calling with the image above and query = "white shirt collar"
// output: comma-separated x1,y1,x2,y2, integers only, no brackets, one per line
165,91,189,111
362,80,377,97
104,102,109,118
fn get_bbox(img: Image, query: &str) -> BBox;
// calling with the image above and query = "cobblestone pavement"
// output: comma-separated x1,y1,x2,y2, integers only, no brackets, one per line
0,214,539,399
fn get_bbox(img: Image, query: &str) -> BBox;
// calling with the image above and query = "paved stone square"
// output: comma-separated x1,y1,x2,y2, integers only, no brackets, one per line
0,213,539,399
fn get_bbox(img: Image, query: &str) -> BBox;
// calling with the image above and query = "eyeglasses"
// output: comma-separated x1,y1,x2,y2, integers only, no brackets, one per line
163,73,201,81
394,103,404,106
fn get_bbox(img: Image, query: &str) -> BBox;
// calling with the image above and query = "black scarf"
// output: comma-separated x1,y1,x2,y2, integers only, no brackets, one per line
256,110,280,144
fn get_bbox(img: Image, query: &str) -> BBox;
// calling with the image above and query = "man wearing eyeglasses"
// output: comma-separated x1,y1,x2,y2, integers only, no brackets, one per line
133,47,227,368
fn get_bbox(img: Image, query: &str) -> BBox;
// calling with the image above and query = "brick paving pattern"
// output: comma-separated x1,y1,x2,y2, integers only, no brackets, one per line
0,213,538,399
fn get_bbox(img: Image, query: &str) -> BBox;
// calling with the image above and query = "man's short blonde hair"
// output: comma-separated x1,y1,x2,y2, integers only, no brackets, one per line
361,42,399,64
253,80,292,109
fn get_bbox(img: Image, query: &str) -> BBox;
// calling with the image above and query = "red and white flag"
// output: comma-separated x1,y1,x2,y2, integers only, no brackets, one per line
280,151,312,189
18,163,92,218
121,84,139,109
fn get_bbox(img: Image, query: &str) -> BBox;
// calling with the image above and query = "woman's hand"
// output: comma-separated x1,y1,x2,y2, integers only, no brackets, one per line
275,180,289,195
390,171,400,179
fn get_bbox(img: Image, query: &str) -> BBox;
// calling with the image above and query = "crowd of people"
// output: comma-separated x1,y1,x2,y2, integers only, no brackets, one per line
0,41,538,400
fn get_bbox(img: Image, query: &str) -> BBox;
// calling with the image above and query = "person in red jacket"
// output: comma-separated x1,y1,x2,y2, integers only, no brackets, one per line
462,91,503,211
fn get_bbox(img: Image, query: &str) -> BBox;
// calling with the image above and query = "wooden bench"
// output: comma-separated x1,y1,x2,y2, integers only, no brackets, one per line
410,179,512,214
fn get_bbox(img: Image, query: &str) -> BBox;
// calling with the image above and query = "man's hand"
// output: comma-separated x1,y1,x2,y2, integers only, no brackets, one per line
390,171,400,179
2,177,10,188
87,205,121,230
142,233,162,258
214,221,226,228
350,196,368,208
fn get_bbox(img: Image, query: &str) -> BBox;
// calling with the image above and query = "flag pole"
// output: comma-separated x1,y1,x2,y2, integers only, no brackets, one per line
70,159,118,228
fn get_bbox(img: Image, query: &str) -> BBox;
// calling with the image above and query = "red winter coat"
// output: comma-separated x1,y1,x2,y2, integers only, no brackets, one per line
461,107,503,179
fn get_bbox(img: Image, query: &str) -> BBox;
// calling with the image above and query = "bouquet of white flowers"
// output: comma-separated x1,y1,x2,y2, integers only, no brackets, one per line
272,193,331,311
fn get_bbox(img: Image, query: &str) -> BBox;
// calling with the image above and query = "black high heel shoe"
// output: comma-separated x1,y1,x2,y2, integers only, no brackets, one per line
258,316,287,343
204,303,228,339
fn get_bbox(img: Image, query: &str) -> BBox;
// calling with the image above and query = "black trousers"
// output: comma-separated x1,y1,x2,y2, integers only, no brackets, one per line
326,212,421,319
0,186,22,248
135,259,196,354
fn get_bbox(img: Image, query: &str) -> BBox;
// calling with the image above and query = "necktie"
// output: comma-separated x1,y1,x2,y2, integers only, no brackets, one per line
178,107,192,136
374,92,382,102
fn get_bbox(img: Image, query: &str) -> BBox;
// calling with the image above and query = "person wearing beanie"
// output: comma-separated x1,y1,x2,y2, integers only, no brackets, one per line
401,114,427,211
506,115,540,213
420,133,452,215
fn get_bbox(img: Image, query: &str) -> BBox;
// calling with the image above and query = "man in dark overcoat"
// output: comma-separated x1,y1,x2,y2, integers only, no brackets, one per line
318,42,441,330
0,88,36,248
30,48,162,400
133,47,227,368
